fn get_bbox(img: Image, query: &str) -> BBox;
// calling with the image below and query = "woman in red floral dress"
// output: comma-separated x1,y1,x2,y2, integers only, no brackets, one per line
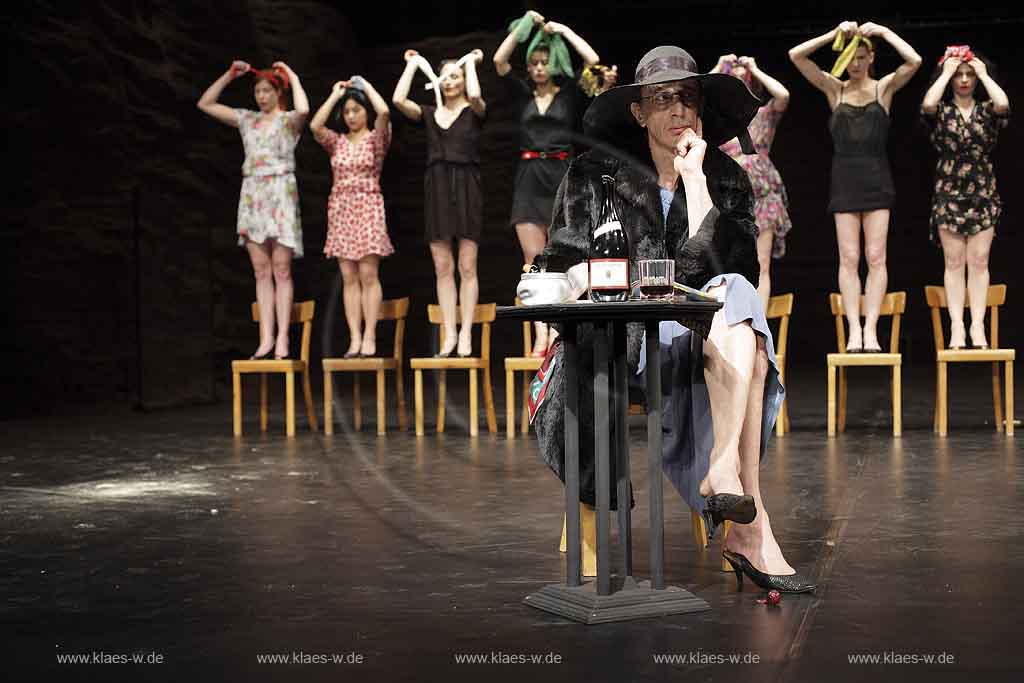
311,77,394,358
922,48,1010,349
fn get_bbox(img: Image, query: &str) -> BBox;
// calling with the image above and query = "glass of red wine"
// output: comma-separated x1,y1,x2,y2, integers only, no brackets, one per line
638,259,675,300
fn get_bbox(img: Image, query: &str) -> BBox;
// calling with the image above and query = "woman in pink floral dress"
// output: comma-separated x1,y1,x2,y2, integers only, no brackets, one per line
311,77,393,358
713,55,792,308
198,60,310,359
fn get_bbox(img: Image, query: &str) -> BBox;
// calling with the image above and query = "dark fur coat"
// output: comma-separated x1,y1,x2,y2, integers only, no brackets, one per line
533,145,758,509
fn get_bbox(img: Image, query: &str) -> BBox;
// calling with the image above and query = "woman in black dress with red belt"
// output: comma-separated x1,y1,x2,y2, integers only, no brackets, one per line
790,21,921,352
921,48,1010,349
493,10,602,355
393,48,487,357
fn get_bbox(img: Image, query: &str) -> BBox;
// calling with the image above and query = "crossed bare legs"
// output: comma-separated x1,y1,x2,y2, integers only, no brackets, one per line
697,284,794,575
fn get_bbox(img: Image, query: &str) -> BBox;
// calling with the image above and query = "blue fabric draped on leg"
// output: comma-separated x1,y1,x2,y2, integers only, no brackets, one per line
637,273,785,515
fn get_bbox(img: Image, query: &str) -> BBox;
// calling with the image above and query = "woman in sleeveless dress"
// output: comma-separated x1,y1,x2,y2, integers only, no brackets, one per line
310,76,394,358
790,22,921,352
392,48,487,357
198,60,310,360
921,49,1010,349
713,54,792,309
493,9,602,355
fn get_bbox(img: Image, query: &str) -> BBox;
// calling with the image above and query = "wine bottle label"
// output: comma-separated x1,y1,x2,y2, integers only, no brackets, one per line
589,259,629,289
592,220,623,240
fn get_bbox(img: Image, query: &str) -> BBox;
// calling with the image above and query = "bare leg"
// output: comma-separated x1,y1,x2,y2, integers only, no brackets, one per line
966,228,994,348
429,241,458,356
861,209,890,351
456,238,479,356
517,221,551,354
723,336,795,575
755,229,774,311
339,258,363,356
835,212,863,351
358,255,382,357
938,229,967,348
270,241,294,358
698,284,754,499
246,239,275,357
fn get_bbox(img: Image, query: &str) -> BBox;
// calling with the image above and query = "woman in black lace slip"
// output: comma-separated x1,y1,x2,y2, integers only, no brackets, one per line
790,21,921,352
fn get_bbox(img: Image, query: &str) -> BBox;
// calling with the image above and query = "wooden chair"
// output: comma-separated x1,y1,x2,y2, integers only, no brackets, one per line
232,300,318,437
322,297,410,436
827,292,905,437
766,294,794,436
504,298,544,438
924,285,1014,436
410,304,498,436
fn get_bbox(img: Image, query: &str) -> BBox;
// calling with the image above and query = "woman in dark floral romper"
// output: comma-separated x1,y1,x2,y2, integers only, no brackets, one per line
922,48,1010,349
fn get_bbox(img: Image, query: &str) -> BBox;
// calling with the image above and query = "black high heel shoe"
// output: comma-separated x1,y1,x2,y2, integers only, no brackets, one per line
700,493,756,542
722,549,817,593
250,349,273,360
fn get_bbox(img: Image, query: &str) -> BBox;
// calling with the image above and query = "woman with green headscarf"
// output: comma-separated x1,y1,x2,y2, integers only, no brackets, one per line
494,10,606,356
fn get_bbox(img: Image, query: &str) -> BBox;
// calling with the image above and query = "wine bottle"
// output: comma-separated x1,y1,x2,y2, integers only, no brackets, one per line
588,175,629,302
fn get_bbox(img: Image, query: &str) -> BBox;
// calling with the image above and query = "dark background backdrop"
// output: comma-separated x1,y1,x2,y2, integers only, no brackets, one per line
4,1,1022,416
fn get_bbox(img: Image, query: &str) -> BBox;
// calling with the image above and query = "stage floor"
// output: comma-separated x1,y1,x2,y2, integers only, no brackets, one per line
3,364,1020,682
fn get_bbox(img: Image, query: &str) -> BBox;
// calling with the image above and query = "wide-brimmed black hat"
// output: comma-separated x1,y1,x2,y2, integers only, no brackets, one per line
583,46,760,152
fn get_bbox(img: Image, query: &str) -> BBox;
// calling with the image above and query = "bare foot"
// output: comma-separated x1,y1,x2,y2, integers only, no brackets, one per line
845,326,863,353
457,328,473,357
438,329,458,357
863,327,882,353
969,322,988,349
345,337,362,357
274,336,290,359
723,512,794,575
698,455,743,498
948,320,966,349
360,337,376,357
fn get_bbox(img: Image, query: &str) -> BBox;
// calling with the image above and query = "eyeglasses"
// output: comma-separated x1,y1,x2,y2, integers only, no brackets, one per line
639,89,700,110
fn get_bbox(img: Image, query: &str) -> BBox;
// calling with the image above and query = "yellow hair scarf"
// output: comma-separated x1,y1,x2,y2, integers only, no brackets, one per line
831,33,873,77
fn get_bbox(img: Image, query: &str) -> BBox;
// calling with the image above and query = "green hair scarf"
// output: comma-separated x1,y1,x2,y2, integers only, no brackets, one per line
507,12,575,79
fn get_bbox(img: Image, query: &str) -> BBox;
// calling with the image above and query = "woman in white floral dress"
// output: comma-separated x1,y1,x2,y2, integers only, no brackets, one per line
198,60,310,359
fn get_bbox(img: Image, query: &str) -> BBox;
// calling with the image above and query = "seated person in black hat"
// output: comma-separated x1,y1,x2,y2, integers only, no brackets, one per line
533,46,814,593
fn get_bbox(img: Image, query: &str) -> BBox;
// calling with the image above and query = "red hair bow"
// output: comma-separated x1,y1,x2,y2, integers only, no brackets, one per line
248,66,290,90
939,45,974,64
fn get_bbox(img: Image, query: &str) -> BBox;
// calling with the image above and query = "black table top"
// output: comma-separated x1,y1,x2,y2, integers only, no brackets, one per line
496,298,722,323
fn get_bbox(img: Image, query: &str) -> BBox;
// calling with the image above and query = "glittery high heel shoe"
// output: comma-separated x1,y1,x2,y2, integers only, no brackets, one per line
722,549,817,593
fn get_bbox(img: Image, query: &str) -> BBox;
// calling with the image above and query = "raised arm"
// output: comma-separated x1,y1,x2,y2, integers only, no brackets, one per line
354,76,391,129
391,50,423,121
544,21,600,68
310,80,345,136
971,58,1010,114
858,23,921,105
788,23,849,103
197,60,249,128
740,57,790,111
464,50,486,116
710,53,738,74
921,57,958,114
493,9,545,77
273,61,309,133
